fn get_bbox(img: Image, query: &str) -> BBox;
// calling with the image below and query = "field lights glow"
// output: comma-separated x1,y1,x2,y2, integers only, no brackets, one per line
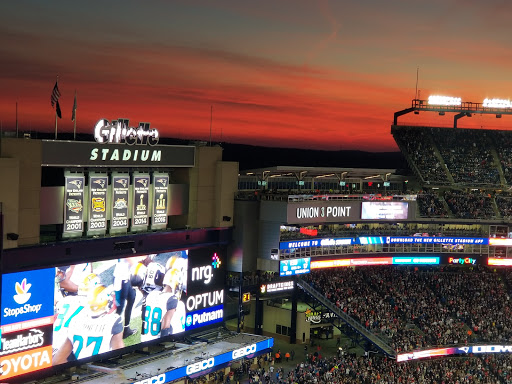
483,98,512,108
428,95,462,106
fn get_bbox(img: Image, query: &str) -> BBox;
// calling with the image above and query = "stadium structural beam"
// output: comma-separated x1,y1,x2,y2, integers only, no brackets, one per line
454,112,469,129
393,108,415,125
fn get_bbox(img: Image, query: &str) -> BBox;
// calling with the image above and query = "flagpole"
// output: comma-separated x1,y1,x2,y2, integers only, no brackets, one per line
73,90,77,140
16,101,18,138
54,75,59,140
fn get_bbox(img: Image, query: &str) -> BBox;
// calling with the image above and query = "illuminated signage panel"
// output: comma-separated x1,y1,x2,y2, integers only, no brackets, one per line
286,201,361,224
1,248,226,380
392,257,440,265
488,258,512,266
88,174,108,234
279,258,311,276
260,281,294,294
361,201,408,220
397,344,512,362
132,174,150,230
279,238,353,250
185,250,224,331
358,236,487,245
311,256,439,269
489,238,512,246
63,174,85,234
41,141,195,168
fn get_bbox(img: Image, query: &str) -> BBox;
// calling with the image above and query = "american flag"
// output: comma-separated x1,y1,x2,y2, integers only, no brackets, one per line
51,81,61,107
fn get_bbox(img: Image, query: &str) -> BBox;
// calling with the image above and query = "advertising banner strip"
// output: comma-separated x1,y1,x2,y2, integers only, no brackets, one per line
310,257,441,269
397,344,512,362
132,174,150,229
88,175,108,233
111,174,130,230
0,316,54,335
64,174,85,233
0,345,53,380
152,174,169,229
488,257,512,266
130,338,274,384
0,324,53,357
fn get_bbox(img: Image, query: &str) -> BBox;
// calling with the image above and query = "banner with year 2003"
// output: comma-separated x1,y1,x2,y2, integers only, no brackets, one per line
64,173,85,236
88,174,108,235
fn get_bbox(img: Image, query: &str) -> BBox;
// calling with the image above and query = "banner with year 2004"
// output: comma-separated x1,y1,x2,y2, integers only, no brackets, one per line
64,173,85,235
152,174,169,229
111,174,130,233
132,173,150,231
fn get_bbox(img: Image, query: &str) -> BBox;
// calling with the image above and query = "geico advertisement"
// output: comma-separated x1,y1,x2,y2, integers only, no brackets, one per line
184,250,224,330
131,338,274,384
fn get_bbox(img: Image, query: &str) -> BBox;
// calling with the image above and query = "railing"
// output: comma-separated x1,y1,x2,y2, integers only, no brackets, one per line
296,277,396,358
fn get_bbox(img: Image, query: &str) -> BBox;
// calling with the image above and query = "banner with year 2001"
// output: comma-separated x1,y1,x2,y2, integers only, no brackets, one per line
64,173,85,236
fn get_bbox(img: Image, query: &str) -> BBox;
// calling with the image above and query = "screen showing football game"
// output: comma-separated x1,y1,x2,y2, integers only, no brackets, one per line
0,249,224,381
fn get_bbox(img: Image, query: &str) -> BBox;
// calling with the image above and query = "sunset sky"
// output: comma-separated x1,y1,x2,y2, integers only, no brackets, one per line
2,0,512,151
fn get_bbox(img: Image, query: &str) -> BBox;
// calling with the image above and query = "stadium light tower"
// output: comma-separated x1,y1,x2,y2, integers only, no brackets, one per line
394,96,512,127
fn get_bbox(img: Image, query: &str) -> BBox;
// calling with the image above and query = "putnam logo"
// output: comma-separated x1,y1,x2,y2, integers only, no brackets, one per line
13,279,31,305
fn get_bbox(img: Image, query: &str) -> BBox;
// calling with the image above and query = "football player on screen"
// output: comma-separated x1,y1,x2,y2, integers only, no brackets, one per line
53,272,100,357
52,284,124,365
130,254,165,325
142,265,187,341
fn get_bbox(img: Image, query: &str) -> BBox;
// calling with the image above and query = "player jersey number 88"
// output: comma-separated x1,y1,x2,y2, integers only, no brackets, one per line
141,291,178,342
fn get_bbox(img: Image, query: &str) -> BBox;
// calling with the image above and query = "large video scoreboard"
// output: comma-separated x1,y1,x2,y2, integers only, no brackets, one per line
0,248,225,381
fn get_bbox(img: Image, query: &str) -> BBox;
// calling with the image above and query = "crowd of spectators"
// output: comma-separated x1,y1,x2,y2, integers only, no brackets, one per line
242,353,511,383
304,266,512,354
444,190,496,219
416,192,449,217
393,127,451,184
492,130,512,185
432,128,500,186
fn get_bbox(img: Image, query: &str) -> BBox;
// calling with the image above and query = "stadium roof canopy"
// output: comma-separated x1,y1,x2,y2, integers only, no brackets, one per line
394,98,512,128
240,166,405,181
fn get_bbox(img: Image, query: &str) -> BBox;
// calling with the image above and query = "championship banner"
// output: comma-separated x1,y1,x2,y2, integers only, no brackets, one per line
64,174,85,235
152,174,169,229
111,174,130,232
88,174,108,234
132,174,150,230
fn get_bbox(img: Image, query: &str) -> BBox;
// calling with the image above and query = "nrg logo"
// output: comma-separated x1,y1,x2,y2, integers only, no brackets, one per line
191,253,221,285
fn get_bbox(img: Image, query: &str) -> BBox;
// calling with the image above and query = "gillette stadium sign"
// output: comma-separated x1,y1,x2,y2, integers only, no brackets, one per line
41,118,195,167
